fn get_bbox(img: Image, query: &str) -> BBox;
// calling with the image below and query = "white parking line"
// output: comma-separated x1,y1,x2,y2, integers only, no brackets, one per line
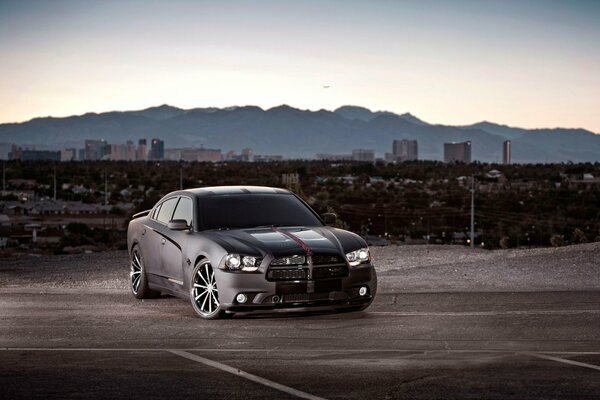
520,352,600,372
168,350,328,400
369,310,600,316
3,347,600,373
2,348,600,355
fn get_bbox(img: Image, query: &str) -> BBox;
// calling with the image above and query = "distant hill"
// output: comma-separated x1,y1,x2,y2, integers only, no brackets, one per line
462,121,527,140
0,104,598,162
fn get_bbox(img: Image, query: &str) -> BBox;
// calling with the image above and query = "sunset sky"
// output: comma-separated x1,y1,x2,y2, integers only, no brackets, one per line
0,0,598,132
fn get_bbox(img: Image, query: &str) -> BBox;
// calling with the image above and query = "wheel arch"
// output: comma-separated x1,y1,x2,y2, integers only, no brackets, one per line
129,239,140,255
194,254,209,267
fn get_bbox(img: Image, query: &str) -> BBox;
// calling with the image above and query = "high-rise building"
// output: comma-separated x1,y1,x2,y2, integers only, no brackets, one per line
0,143,12,160
137,139,147,161
60,148,76,161
124,140,136,161
502,140,511,165
392,139,418,162
241,148,253,162
197,148,222,162
444,141,472,163
149,138,164,160
352,149,375,162
21,150,61,161
109,144,123,161
85,139,107,160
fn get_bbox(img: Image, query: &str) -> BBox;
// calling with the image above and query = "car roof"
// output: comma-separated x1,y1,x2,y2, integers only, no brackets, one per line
166,186,292,198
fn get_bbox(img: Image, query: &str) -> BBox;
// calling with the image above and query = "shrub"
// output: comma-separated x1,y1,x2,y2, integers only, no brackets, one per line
572,228,588,244
550,234,565,247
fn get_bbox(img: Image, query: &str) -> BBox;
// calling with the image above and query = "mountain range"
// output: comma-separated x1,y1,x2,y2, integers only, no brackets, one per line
1,104,599,163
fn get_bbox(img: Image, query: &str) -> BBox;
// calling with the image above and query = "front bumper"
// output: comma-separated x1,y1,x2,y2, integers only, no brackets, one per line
215,263,377,313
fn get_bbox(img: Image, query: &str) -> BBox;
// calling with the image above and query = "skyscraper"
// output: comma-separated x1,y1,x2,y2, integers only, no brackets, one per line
503,140,511,165
392,139,418,161
84,139,107,160
149,138,164,160
137,139,147,161
444,141,472,163
352,149,375,162
241,147,253,162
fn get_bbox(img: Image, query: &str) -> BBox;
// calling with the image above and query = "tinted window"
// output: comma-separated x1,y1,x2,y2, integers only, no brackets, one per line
156,197,179,224
172,197,193,226
199,194,322,230
151,204,161,220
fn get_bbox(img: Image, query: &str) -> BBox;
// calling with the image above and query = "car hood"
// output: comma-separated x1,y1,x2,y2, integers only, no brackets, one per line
204,226,365,257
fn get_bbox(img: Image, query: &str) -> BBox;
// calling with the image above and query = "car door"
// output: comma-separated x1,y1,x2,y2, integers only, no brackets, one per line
159,196,193,283
139,202,166,276
152,196,180,279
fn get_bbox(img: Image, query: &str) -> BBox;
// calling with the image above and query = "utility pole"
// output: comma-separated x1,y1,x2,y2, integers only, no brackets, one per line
2,162,5,193
104,168,108,206
180,166,183,190
53,166,57,201
470,174,475,248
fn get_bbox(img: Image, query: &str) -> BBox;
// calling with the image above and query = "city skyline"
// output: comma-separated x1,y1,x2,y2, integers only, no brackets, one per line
0,0,599,132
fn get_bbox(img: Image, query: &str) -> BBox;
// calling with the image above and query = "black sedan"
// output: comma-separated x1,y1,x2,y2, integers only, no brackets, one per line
127,186,377,319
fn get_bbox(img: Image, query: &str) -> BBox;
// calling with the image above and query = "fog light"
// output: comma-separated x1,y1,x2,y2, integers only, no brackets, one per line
236,293,247,303
359,286,368,296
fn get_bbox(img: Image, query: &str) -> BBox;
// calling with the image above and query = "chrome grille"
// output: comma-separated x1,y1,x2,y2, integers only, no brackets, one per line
267,268,308,281
313,266,348,279
312,254,346,265
270,255,306,266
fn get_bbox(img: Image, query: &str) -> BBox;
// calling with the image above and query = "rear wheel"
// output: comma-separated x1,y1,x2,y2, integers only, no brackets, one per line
190,259,229,319
130,245,160,299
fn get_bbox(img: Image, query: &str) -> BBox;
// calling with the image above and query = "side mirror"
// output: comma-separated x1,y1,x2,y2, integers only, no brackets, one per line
321,212,337,225
168,219,190,231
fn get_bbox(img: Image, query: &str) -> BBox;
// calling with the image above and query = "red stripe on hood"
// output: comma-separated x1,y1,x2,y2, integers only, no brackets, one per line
272,226,313,256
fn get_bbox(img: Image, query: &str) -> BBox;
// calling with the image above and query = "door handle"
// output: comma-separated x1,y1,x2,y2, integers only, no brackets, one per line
161,238,166,245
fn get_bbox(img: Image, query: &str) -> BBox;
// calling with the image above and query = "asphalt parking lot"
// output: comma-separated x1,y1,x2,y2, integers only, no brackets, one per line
1,245,599,399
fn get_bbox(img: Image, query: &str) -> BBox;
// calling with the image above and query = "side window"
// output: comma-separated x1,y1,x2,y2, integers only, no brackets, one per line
156,197,179,224
151,204,162,220
172,197,193,226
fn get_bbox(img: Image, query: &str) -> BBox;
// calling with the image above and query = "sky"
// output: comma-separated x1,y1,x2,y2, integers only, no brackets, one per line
0,0,599,132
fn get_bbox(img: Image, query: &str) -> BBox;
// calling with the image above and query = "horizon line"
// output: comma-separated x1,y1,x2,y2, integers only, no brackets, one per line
0,103,597,134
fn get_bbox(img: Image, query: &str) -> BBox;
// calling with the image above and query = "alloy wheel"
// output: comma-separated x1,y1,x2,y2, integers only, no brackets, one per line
192,261,220,316
130,249,143,294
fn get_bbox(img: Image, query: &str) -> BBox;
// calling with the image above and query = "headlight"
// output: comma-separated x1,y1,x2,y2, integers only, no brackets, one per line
345,247,370,267
224,254,241,270
241,256,260,272
224,254,261,272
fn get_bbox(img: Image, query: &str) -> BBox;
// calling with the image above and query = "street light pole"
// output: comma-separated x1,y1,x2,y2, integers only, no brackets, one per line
53,166,57,201
470,174,475,248
104,168,108,206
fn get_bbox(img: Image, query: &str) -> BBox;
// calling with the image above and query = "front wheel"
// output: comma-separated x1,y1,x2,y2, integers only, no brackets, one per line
130,245,160,299
190,259,229,319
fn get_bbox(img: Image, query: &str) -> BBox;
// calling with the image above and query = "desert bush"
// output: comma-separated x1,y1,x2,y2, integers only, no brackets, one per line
550,234,565,247
572,228,587,244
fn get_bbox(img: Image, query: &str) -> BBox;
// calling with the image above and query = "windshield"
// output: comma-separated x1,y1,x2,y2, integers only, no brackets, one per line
198,194,323,230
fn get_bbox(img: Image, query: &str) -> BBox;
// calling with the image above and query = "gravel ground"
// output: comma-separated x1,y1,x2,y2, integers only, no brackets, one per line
0,243,598,293
372,242,600,292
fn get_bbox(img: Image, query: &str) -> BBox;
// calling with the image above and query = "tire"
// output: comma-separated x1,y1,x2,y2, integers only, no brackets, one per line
130,245,160,299
190,259,229,319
